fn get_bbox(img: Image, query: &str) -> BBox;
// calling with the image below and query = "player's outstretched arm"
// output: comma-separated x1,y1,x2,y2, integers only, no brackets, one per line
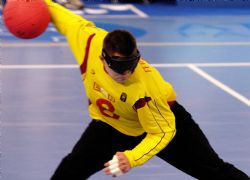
44,0,94,36
44,0,107,66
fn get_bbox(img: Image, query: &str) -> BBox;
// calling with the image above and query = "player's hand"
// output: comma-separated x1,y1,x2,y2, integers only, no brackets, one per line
103,152,131,177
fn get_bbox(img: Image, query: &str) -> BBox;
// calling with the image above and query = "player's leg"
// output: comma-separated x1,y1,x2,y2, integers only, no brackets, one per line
50,120,145,180
50,120,113,179
157,101,249,180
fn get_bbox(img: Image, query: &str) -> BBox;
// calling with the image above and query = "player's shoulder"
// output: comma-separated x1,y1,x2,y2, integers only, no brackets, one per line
135,58,169,97
136,58,164,82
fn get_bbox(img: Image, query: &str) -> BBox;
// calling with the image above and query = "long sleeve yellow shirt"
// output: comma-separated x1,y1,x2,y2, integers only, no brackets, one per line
45,0,177,168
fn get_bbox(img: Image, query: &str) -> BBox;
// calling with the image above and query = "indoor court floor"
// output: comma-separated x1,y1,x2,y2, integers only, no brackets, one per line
1,2,250,180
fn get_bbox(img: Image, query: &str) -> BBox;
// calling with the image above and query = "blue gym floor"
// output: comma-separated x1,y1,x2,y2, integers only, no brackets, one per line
1,3,250,180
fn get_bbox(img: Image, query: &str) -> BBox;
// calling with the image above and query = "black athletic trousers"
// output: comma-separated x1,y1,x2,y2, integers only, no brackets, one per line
51,101,249,180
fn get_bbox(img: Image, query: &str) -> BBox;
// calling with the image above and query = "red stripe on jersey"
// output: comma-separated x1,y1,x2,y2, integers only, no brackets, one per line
80,33,96,74
133,97,152,110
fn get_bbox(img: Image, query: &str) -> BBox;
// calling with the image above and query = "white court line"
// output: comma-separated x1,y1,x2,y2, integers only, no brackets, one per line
139,42,250,46
152,62,250,68
187,64,250,107
1,42,68,47
2,62,250,69
3,41,250,47
84,15,145,19
98,4,148,18
127,4,149,18
2,122,84,127
0,64,78,69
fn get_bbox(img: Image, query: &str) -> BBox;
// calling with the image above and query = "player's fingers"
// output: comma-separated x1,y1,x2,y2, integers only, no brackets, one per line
104,162,109,167
109,155,124,176
109,162,119,170
104,155,118,167
110,167,123,176
119,163,130,173
103,167,111,175
115,153,131,173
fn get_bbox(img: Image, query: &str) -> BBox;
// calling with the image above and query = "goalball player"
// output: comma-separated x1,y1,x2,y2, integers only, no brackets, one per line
44,0,250,179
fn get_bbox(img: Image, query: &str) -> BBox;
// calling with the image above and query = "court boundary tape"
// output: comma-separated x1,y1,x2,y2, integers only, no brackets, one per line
187,64,250,107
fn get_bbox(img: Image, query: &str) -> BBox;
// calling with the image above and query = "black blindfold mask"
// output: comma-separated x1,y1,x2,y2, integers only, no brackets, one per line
102,49,141,74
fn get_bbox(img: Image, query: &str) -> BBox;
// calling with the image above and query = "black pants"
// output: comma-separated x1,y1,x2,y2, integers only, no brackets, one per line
51,102,249,180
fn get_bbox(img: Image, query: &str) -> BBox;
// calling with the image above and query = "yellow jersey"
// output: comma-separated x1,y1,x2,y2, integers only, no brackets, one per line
45,0,177,168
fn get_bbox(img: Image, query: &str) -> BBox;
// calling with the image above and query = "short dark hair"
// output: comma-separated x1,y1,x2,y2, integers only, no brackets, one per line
103,29,137,56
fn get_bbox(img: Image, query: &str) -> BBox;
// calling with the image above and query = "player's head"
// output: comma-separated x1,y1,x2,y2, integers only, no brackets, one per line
102,29,141,75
